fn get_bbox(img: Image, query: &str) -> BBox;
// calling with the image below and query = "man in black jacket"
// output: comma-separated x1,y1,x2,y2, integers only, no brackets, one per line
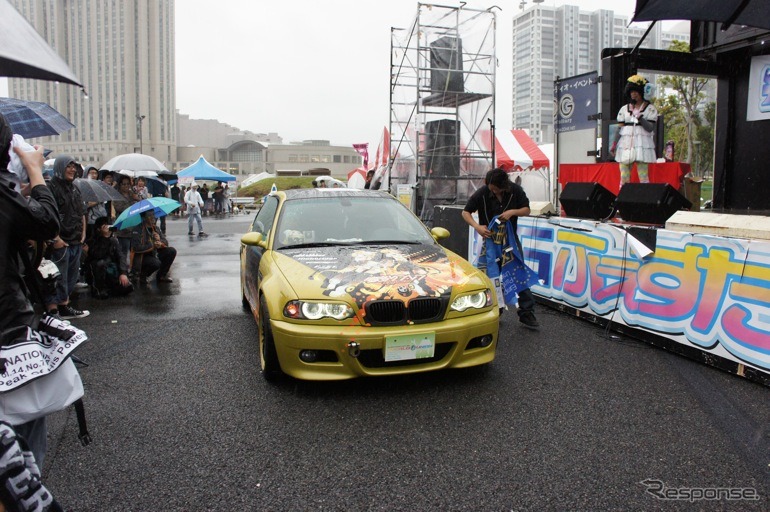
0,113,60,468
46,155,89,319
86,217,133,298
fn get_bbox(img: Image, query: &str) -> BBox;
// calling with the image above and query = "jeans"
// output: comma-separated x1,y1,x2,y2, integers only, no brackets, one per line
188,212,203,233
47,243,82,306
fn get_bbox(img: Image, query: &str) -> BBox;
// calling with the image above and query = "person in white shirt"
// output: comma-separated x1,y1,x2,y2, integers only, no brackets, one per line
184,182,207,237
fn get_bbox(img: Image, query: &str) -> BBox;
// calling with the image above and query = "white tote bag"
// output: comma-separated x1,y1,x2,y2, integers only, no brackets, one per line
0,315,87,425
0,358,83,424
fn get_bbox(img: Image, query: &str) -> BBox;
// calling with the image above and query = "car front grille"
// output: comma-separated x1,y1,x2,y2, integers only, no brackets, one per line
365,298,445,326
408,297,443,322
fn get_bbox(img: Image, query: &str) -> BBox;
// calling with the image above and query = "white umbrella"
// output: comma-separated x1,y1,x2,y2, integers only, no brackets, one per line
101,153,169,174
116,169,158,179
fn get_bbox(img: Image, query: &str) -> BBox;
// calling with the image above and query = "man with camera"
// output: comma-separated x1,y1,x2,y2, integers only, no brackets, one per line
45,155,90,319
0,113,61,468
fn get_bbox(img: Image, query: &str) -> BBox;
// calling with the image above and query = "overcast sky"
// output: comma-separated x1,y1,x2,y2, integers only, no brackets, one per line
174,0,639,147
4,0,643,148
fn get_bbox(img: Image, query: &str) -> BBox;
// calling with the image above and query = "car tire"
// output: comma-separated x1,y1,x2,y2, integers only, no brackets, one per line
258,295,282,382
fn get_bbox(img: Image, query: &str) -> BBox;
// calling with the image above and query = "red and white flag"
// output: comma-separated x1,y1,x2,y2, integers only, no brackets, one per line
352,143,369,169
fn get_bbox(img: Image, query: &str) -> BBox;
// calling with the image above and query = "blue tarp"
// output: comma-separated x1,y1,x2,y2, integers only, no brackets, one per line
176,156,236,182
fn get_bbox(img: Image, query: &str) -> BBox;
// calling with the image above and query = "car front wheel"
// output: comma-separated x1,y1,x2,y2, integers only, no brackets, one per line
258,294,282,382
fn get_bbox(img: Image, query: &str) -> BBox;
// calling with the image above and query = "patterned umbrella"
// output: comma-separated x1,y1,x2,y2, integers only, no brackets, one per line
0,97,75,138
112,197,181,230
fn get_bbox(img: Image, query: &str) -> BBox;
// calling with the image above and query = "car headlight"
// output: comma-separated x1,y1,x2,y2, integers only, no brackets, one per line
284,300,354,320
450,289,492,312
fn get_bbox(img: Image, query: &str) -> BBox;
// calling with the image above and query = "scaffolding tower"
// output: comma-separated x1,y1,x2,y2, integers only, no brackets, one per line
388,3,496,223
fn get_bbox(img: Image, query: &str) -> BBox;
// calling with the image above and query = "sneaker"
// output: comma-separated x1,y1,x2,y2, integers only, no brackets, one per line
518,311,539,328
188,231,194,235
198,231,209,237
74,281,89,289
59,304,90,319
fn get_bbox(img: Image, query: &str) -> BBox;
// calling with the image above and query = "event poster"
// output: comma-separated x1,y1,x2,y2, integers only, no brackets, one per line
746,55,770,121
555,71,599,134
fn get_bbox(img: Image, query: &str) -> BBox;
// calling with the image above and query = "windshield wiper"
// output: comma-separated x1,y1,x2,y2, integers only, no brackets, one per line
278,242,344,250
363,240,423,245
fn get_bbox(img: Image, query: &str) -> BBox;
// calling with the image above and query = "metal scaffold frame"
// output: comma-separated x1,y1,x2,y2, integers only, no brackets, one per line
388,2,497,223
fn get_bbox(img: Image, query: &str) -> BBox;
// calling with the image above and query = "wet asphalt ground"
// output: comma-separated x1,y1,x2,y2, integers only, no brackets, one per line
42,213,769,511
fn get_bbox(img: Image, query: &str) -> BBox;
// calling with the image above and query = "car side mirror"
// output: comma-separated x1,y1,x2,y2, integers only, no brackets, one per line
241,231,267,249
430,227,450,241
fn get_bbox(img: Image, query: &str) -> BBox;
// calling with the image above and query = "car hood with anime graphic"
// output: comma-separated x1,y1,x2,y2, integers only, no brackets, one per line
272,244,488,308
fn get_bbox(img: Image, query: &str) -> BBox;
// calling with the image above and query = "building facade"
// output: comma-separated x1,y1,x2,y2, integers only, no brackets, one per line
9,0,177,165
174,136,362,181
512,3,689,143
6,0,367,183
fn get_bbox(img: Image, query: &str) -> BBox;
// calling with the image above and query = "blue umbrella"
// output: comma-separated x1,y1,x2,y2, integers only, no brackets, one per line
0,97,75,138
112,197,181,230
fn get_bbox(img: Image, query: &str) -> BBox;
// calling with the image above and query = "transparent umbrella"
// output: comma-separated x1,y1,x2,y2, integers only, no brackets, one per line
102,154,169,174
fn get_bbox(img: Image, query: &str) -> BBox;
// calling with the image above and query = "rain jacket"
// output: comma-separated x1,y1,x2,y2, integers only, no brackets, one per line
0,171,60,334
46,155,84,244
131,220,169,256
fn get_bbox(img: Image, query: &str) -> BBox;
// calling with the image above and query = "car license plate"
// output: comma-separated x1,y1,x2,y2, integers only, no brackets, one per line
384,333,435,362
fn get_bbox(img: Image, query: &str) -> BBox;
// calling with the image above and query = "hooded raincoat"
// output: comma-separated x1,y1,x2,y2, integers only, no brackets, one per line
47,155,84,244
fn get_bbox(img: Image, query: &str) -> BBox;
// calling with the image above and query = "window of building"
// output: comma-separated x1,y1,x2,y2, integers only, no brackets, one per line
333,155,342,163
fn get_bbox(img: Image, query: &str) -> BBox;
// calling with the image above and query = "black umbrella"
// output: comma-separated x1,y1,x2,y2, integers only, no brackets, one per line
74,178,125,203
632,0,770,32
0,0,84,89
145,176,169,197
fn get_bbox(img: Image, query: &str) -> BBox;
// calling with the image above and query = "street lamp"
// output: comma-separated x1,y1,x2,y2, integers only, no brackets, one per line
136,114,146,154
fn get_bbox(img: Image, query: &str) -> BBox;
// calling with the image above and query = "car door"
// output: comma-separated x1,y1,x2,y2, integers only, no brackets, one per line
242,195,279,307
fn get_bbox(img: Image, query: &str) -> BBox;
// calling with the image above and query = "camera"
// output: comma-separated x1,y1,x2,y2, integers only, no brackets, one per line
37,258,61,296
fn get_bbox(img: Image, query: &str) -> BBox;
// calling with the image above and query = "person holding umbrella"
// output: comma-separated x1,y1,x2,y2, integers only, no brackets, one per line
85,217,133,298
112,174,138,268
0,113,60,471
130,210,176,284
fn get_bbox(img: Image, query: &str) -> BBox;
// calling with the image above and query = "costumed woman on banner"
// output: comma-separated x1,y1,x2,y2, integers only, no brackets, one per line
610,74,658,187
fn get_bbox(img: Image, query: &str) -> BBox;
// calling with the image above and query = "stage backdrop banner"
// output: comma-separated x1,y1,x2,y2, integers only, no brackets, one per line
747,55,770,121
517,216,770,378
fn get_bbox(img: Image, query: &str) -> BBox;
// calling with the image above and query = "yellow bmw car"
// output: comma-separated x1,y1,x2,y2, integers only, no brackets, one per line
239,188,499,381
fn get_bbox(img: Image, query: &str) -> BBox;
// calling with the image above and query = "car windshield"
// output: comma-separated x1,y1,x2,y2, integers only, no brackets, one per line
274,195,436,249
